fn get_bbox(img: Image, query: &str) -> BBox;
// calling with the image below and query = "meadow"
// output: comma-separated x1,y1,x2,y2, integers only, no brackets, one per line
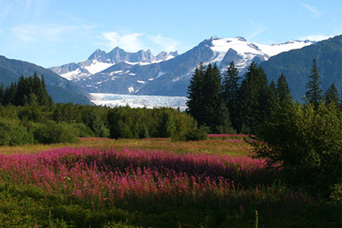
0,137,340,228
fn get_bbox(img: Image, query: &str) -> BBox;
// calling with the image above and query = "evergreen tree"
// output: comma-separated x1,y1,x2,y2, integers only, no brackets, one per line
268,80,278,114
276,73,292,106
87,110,109,137
186,63,205,125
39,75,53,106
3,82,17,105
238,62,271,133
325,83,339,105
223,61,240,131
187,63,232,133
202,63,232,133
305,59,322,109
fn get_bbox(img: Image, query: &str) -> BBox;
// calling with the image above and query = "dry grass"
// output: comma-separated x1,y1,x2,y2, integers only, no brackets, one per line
0,137,252,156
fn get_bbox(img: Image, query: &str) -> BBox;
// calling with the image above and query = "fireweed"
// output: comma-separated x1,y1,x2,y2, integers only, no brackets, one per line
0,147,311,210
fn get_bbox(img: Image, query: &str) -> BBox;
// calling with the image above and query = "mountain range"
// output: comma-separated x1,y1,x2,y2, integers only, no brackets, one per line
50,37,315,96
1,35,340,105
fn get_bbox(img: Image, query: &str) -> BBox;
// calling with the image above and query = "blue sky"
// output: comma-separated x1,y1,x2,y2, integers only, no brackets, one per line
1,0,341,67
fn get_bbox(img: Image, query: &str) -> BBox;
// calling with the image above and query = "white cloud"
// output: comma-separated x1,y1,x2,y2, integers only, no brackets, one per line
103,32,146,52
102,31,179,54
299,34,333,41
147,34,178,52
248,27,268,40
300,3,320,17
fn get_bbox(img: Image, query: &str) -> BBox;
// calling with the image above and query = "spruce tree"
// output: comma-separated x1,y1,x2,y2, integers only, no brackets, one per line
186,63,205,125
223,61,240,131
39,75,53,106
202,63,232,133
187,63,232,133
238,62,271,133
276,73,292,106
325,83,339,105
3,82,17,105
305,59,322,109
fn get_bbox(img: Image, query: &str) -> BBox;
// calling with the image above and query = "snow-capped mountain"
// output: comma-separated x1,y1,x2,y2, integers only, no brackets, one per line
50,48,179,81
51,36,314,96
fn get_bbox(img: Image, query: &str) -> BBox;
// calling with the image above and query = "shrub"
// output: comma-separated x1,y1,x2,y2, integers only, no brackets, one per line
33,121,79,144
139,123,150,139
254,103,342,192
71,123,95,137
184,126,209,141
0,118,33,145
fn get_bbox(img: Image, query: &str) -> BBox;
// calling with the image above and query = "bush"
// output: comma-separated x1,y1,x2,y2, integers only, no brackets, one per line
139,123,150,139
33,121,79,144
184,126,208,141
0,118,33,146
254,103,342,192
71,123,95,137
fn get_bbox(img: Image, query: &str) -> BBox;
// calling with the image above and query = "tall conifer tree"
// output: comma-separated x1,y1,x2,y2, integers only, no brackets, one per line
223,61,240,131
325,83,339,105
305,58,322,109
276,73,292,106
238,62,271,133
186,63,205,125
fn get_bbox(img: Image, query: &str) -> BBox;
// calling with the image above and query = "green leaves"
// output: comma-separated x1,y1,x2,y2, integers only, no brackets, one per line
255,102,342,191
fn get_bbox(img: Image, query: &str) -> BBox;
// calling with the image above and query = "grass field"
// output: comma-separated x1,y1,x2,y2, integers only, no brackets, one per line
0,137,340,228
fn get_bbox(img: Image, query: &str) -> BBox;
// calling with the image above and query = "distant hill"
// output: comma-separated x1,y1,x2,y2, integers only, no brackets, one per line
260,35,342,101
0,55,92,104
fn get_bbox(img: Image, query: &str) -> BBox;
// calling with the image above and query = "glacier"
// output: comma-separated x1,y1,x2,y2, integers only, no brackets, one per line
91,93,188,111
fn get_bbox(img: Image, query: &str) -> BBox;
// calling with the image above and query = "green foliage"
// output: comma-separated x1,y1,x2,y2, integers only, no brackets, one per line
2,73,53,107
183,125,208,141
108,107,200,140
276,73,292,106
0,118,33,146
325,83,339,105
187,63,233,133
223,61,240,131
255,102,342,192
33,121,80,144
305,59,323,109
138,123,150,139
86,110,110,138
238,62,273,133
186,63,206,125
330,183,342,204
71,123,94,137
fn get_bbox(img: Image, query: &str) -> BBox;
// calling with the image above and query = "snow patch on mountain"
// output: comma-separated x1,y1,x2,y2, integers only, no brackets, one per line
256,40,313,57
84,60,114,74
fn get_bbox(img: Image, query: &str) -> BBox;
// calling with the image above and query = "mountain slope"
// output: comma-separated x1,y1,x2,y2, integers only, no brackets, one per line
0,56,92,104
50,48,179,81
51,36,314,96
260,35,342,101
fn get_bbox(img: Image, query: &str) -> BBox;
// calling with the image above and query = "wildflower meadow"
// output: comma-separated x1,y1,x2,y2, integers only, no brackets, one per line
0,138,339,227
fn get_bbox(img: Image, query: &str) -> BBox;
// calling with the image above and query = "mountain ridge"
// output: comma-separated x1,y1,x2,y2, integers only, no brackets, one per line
51,36,315,96
260,34,342,101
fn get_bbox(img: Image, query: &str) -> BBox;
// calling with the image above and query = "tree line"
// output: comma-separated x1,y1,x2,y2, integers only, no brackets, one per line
187,59,342,195
187,59,342,134
0,74,206,146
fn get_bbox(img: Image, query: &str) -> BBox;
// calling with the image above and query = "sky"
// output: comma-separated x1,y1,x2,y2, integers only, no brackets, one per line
0,0,341,68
